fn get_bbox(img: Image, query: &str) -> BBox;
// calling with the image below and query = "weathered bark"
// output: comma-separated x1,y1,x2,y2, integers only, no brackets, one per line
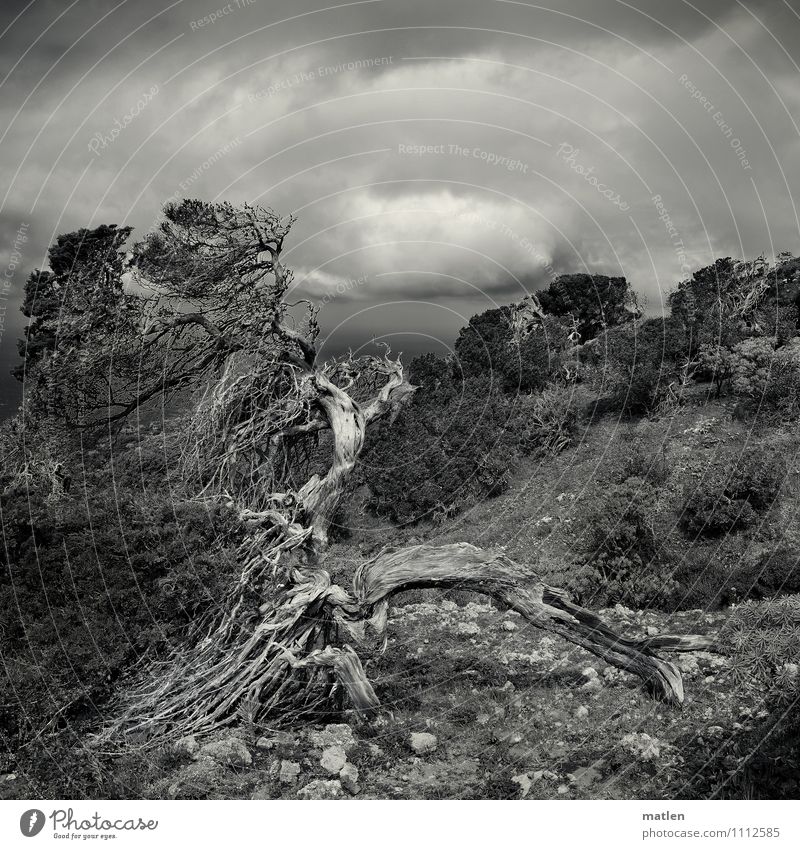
102,284,716,744
324,543,718,707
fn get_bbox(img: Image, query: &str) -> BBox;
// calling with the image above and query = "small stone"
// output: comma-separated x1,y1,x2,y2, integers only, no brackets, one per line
557,783,569,795
256,731,295,750
409,732,438,755
455,621,481,636
199,736,252,767
174,735,200,760
569,763,603,789
502,620,518,632
279,760,301,785
575,705,589,719
476,713,491,726
646,625,659,636
582,677,603,694
339,762,360,795
320,746,347,774
297,779,344,800
512,773,531,797
251,784,272,799
620,732,663,762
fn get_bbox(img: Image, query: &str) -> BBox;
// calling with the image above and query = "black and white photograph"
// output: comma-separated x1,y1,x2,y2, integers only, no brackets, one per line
0,0,799,841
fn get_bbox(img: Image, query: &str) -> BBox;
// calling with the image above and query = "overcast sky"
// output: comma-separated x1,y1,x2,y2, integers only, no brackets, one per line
1,0,800,413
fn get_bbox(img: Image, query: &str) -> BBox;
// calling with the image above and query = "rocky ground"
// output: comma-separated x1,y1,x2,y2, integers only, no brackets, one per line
99,599,759,800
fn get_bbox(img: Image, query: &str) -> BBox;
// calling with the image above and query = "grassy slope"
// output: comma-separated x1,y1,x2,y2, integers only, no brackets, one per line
4,395,795,800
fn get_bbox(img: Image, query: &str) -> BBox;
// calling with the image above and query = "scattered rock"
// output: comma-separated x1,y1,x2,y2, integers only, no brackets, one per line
320,746,347,774
476,713,491,726
167,755,221,799
557,783,569,795
308,723,357,754
646,625,659,636
339,763,360,795
676,654,701,676
620,732,663,762
409,732,438,755
279,760,301,785
512,773,532,797
581,667,603,693
256,731,296,750
569,762,604,790
531,769,559,784
455,621,481,636
502,620,518,632
297,779,344,800
575,705,589,719
251,784,273,799
173,735,200,760
199,737,252,768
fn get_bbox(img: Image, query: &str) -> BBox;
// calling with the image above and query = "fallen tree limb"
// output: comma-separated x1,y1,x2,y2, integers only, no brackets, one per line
332,543,721,706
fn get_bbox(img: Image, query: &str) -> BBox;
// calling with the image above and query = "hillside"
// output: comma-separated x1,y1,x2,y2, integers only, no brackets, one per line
2,399,797,801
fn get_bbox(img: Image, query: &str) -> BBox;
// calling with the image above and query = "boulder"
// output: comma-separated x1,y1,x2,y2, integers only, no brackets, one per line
308,723,357,754
339,763,360,795
320,746,347,774
279,760,301,785
173,735,200,760
409,732,438,755
199,737,252,768
297,779,345,800
256,731,296,751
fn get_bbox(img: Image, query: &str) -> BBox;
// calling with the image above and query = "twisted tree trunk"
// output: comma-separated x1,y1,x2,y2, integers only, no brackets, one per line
104,336,715,746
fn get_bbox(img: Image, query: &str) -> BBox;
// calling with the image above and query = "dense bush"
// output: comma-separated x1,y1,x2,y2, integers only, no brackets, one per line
361,376,518,524
573,477,676,607
537,273,638,341
590,317,690,415
726,337,800,421
0,449,240,750
679,447,785,537
453,307,568,392
728,547,800,601
515,383,587,457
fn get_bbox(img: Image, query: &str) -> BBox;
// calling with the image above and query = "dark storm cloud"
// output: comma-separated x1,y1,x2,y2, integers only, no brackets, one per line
2,0,800,407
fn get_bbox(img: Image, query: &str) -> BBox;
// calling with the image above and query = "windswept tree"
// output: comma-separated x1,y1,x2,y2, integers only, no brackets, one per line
20,200,715,742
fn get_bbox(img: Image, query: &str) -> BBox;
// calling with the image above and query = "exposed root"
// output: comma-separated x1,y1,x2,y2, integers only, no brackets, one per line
101,541,719,747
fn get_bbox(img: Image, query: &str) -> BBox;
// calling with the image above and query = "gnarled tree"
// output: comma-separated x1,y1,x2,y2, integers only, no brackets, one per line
20,200,716,743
